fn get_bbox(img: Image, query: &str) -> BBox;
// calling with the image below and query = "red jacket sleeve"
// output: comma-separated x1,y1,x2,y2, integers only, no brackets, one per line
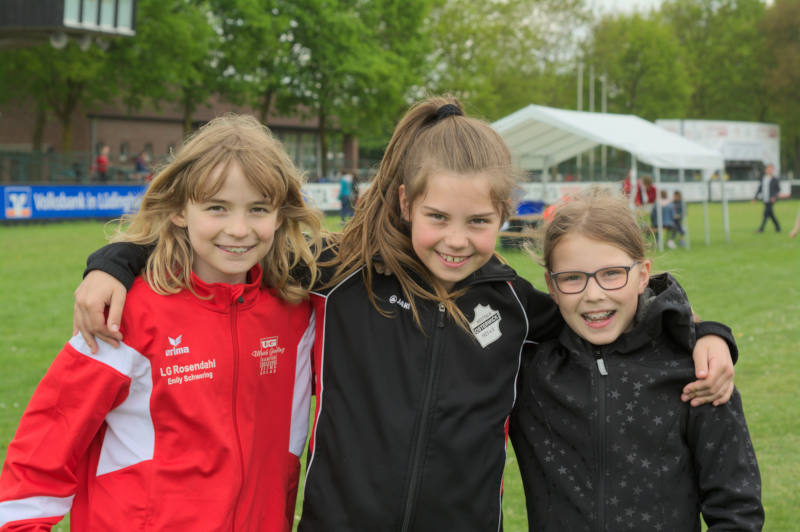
0,339,131,530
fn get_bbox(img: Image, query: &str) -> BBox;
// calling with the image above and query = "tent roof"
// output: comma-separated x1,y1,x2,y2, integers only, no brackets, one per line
492,104,724,171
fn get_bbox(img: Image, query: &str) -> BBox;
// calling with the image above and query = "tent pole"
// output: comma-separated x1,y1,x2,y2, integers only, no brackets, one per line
721,166,731,242
542,156,550,205
655,167,664,251
679,168,690,250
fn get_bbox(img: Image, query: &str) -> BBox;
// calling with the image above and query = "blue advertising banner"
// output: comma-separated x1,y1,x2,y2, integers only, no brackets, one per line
2,185,147,221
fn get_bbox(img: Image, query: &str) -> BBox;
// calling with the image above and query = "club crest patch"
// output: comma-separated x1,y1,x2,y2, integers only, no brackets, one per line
470,304,502,348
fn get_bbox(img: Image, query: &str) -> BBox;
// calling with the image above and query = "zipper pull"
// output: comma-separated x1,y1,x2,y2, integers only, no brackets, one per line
437,303,445,328
594,350,608,376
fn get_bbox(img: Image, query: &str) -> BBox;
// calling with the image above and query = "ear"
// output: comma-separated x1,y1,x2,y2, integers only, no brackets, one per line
636,259,651,294
171,210,187,228
398,184,410,221
544,272,560,303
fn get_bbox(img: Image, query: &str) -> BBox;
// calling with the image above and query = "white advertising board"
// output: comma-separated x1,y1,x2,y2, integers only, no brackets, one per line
656,119,780,175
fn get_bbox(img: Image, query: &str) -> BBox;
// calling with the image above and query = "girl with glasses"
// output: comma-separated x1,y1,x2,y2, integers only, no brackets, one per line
511,187,764,531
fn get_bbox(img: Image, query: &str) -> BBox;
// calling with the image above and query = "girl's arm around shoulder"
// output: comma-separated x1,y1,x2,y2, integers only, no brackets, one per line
75,242,153,353
510,275,564,344
687,389,765,531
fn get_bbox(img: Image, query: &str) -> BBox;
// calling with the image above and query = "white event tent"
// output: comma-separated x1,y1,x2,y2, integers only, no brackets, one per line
492,104,730,248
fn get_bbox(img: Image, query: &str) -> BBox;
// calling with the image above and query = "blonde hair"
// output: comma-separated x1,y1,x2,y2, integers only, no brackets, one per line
112,114,321,303
329,95,517,330
543,187,648,272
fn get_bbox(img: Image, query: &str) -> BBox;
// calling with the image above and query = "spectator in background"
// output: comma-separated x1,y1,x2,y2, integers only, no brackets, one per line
789,209,800,239
134,150,150,181
621,171,656,206
338,168,354,221
93,145,110,183
670,190,686,248
651,189,676,248
753,163,781,233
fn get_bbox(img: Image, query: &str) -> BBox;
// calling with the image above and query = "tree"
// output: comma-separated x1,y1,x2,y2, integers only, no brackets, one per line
115,0,222,135
426,0,588,120
661,0,768,121
212,0,300,124
290,0,434,177
584,12,690,120
761,0,800,177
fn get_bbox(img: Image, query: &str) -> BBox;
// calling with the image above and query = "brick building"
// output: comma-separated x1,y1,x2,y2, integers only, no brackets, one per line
0,96,359,183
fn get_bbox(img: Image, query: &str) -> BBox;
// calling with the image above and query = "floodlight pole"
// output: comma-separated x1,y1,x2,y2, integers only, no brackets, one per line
629,156,638,211
704,178,711,245
577,62,583,179
601,74,607,180
589,65,595,181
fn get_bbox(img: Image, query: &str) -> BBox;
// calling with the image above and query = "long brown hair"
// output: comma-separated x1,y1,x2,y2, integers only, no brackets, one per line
329,96,517,329
112,114,321,303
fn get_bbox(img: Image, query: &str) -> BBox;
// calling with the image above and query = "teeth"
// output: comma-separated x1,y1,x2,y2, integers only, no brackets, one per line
218,245,252,254
440,253,466,263
583,310,614,321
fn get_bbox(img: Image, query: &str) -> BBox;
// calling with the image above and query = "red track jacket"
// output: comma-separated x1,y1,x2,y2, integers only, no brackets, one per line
0,266,314,531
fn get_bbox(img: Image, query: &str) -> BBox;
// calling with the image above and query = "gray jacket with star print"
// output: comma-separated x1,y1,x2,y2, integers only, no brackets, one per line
510,273,764,532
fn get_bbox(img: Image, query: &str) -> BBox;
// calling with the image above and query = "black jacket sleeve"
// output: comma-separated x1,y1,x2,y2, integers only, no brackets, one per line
687,390,764,530
695,320,739,365
83,242,153,290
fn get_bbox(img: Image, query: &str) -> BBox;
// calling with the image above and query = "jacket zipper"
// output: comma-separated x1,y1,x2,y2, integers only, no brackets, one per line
231,296,245,529
399,303,446,532
593,349,608,532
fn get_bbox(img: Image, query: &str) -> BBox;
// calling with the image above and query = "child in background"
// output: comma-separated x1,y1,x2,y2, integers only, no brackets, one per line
650,188,675,248
511,188,763,531
670,189,686,247
71,98,737,531
0,115,320,531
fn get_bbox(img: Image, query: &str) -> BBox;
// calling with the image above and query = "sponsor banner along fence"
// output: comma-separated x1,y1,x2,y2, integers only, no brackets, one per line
3,181,793,222
3,184,147,221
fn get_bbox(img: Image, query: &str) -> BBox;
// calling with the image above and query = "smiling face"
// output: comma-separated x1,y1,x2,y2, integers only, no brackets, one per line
172,161,281,285
399,170,502,292
546,233,651,346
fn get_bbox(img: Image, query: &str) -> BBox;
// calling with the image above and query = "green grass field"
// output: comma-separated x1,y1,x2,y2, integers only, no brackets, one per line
1,200,798,531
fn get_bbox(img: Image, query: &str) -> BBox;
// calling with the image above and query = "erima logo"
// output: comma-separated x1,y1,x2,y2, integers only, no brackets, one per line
470,304,502,348
165,335,190,356
388,294,411,310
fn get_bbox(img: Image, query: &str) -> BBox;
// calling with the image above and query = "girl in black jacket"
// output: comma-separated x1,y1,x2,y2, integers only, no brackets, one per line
511,187,763,531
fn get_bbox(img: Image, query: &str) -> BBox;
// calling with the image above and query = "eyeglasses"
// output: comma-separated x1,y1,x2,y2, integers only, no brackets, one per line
549,262,640,294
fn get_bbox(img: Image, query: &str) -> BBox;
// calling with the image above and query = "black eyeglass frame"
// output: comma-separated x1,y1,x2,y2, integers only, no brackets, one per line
549,261,641,294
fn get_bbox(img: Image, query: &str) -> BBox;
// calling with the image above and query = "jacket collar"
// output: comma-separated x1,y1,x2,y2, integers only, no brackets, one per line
183,264,264,312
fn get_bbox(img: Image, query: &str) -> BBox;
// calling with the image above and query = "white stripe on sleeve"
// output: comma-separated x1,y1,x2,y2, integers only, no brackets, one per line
0,494,74,527
69,335,155,476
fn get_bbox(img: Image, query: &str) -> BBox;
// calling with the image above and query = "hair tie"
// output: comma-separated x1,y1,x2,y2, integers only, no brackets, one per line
435,103,463,121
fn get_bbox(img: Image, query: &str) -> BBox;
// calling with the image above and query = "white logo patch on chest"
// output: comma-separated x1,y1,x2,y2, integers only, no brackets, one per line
470,304,502,348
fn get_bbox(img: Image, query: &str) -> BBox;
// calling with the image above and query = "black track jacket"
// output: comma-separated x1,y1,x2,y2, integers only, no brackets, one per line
300,255,562,532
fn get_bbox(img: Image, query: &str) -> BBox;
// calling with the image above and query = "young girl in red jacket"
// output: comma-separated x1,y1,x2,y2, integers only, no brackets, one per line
0,115,321,531
70,98,735,531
